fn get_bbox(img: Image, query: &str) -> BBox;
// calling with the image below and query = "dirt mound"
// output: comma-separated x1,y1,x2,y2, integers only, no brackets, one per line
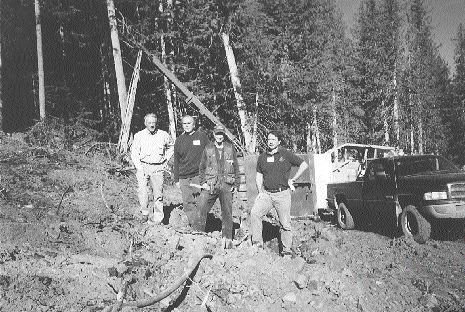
0,135,464,312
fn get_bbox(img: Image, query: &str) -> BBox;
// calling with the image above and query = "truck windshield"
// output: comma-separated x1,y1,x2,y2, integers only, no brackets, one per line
395,156,458,176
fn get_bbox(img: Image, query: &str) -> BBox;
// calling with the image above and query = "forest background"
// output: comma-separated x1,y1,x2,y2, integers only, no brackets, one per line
1,0,465,165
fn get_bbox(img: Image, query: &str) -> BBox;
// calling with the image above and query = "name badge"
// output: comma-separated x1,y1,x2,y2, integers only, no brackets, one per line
193,140,200,146
267,156,274,163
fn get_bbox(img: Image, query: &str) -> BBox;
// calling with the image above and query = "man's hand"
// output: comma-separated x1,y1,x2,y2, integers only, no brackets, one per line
175,182,180,189
201,183,209,191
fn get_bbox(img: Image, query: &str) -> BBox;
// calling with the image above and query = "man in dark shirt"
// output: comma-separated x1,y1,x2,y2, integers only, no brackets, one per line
194,125,240,249
173,115,209,227
250,130,308,256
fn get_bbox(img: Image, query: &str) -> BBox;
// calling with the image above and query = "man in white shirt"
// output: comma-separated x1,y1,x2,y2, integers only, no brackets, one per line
131,113,174,223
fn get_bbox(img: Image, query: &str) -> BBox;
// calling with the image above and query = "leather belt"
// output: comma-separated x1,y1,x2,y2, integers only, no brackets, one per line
265,186,289,193
141,161,164,165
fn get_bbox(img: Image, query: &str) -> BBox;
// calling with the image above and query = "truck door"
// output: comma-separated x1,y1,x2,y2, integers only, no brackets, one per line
362,159,397,226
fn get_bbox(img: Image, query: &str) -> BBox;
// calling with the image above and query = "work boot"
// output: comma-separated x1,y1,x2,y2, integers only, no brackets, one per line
280,250,293,258
151,211,164,224
223,238,233,249
252,241,264,249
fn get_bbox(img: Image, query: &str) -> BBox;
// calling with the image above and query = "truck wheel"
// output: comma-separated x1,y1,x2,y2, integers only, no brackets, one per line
401,205,431,244
337,202,355,230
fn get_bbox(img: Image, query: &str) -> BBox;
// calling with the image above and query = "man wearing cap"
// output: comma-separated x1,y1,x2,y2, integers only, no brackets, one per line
194,125,240,248
173,115,209,226
131,113,174,223
250,130,308,256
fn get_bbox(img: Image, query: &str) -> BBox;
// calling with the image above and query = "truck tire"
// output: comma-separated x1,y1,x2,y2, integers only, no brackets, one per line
337,202,355,230
401,205,431,244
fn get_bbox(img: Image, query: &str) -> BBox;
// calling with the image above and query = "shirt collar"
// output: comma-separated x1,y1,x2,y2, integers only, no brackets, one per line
145,128,158,135
267,147,280,156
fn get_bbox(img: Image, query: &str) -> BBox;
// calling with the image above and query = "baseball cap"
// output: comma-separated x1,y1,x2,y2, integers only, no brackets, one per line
213,125,226,134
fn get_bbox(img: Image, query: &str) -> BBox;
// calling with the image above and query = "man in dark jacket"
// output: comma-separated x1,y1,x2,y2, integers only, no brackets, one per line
194,125,240,248
173,115,209,226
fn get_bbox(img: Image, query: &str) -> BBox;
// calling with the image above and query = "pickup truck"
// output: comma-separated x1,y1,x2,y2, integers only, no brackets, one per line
327,154,465,243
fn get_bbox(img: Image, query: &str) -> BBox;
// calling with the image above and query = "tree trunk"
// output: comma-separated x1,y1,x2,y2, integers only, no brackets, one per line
161,29,176,140
160,0,176,139
393,70,400,148
383,100,390,144
106,0,127,122
99,43,112,121
59,23,70,123
221,32,253,153
34,0,45,120
410,93,414,154
418,114,423,154
0,0,2,131
306,120,311,153
312,107,321,154
118,50,142,154
332,88,337,149
250,92,259,153
172,87,179,124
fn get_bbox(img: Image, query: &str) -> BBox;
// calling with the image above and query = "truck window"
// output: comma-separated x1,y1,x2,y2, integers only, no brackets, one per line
366,159,393,180
395,156,458,176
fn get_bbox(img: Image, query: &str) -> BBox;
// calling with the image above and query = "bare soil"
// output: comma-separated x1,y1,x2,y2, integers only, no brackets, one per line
0,135,464,312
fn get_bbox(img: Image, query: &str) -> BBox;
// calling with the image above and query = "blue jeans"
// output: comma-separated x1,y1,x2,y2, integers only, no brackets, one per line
250,190,292,252
193,184,234,239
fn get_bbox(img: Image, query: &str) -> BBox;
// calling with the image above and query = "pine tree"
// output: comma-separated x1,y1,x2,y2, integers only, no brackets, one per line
447,24,465,164
404,0,448,154
351,0,402,146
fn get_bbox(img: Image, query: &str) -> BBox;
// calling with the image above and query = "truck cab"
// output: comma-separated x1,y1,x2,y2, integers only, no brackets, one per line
326,154,465,243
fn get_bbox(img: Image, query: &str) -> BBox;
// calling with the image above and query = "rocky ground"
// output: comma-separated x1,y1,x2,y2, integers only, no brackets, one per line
0,134,464,312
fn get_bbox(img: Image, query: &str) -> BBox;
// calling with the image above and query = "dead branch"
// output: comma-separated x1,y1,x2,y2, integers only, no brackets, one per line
103,252,212,311
111,278,134,312
85,143,100,156
100,181,111,211
56,184,73,215
172,228,212,237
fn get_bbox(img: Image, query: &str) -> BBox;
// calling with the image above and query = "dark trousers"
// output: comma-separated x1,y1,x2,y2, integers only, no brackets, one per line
179,176,201,226
193,184,233,239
